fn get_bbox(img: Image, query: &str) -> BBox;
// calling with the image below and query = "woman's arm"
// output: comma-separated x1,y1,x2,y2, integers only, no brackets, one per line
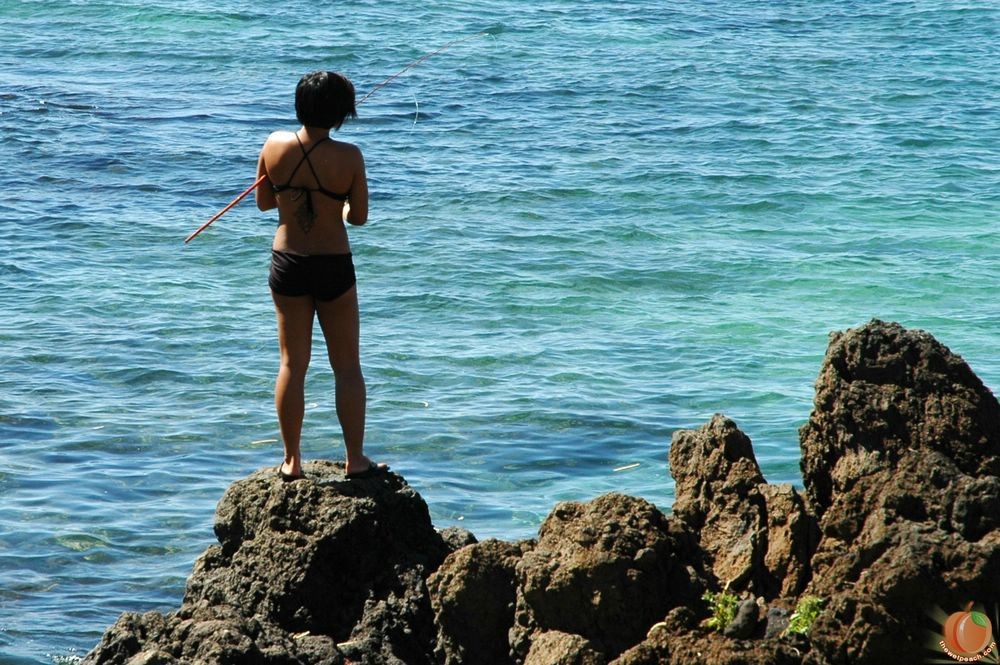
345,146,368,226
255,138,277,212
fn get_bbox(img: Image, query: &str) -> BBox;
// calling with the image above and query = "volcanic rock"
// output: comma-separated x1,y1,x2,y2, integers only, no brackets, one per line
83,461,455,665
523,630,606,665
722,599,759,639
669,414,817,599
428,538,533,665
509,493,707,662
799,320,1000,663
82,319,1000,665
800,319,1000,518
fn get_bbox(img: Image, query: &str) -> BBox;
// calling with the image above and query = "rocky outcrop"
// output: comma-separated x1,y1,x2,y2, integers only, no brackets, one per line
83,319,1000,665
669,415,817,600
509,493,707,661
83,460,458,665
800,319,1000,517
799,320,1000,663
429,539,532,664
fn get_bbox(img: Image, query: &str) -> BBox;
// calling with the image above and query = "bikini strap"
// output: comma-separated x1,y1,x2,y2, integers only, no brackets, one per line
283,134,328,186
296,134,329,189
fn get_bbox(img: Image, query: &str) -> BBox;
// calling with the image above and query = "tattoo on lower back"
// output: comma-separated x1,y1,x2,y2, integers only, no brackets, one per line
292,190,316,234
295,205,315,234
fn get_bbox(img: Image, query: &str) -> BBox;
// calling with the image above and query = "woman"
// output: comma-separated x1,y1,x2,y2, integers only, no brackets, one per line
255,71,386,481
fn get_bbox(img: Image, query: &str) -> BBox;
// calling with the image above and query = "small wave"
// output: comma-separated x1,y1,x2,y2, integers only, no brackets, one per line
0,414,58,440
0,262,31,276
896,136,941,148
730,199,784,212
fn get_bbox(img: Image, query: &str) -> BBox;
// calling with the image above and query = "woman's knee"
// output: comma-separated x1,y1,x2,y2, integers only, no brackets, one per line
332,362,364,385
280,355,311,381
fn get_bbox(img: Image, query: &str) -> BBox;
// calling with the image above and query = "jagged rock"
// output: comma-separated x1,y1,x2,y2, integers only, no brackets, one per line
338,567,438,665
608,605,701,665
800,319,1000,519
722,599,759,639
428,539,532,665
82,319,1000,665
669,415,817,598
605,623,673,665
758,484,815,598
438,526,478,551
799,320,1000,663
611,598,809,664
125,651,176,665
510,493,707,662
523,630,606,665
83,461,455,665
666,633,809,665
86,603,334,665
196,461,450,638
764,607,791,639
612,624,809,665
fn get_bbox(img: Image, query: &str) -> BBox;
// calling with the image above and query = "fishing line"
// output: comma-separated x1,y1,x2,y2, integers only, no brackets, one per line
185,24,504,244
356,25,501,105
407,27,500,129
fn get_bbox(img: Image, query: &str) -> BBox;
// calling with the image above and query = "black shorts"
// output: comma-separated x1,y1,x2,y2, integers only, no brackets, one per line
268,250,357,301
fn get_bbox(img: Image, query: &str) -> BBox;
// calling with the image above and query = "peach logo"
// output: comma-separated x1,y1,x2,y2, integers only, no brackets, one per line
934,602,997,663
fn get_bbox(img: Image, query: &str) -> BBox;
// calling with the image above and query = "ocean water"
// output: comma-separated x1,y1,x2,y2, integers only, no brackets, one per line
1,0,998,661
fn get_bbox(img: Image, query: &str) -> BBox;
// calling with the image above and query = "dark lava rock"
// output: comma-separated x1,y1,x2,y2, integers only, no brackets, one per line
764,607,791,639
83,461,455,665
83,320,1000,665
669,415,818,600
800,318,1000,519
722,599,759,639
510,493,707,662
428,538,533,665
800,320,1000,663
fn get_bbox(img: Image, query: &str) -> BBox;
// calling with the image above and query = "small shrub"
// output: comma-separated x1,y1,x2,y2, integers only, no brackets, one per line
786,596,824,635
702,590,740,632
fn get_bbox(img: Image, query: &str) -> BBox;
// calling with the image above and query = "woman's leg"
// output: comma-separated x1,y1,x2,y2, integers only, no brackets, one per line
273,292,315,478
316,285,374,474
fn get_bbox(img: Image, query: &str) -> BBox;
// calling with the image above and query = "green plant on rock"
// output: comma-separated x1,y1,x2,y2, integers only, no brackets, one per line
702,589,739,632
786,595,825,635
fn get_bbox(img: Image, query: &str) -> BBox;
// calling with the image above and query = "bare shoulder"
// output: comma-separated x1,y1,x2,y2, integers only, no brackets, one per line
329,138,361,153
266,130,297,146
329,139,365,164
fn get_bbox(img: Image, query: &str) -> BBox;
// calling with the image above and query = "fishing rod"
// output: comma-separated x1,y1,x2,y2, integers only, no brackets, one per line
184,25,502,244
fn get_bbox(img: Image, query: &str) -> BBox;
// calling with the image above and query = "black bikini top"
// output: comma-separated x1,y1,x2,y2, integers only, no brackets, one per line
271,135,350,202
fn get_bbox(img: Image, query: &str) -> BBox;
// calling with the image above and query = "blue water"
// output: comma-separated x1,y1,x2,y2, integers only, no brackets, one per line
2,0,998,661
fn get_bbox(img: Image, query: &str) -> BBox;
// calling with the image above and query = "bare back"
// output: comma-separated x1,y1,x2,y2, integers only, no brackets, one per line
256,128,368,255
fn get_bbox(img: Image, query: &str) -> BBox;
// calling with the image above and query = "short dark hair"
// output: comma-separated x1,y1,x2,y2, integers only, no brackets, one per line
295,71,357,130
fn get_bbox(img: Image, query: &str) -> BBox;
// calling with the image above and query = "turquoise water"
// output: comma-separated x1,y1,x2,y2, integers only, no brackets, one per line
2,0,998,661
